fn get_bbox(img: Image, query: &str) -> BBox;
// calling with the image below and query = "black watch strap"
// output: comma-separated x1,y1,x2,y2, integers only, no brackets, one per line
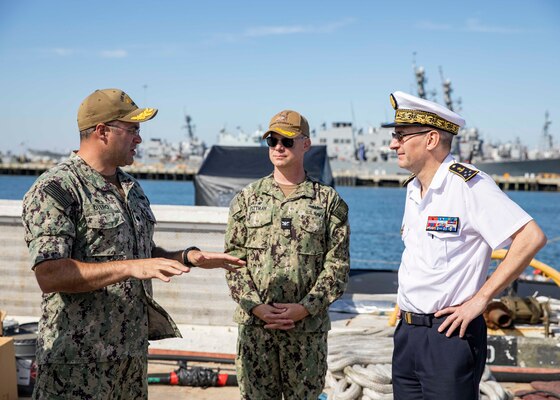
182,246,200,267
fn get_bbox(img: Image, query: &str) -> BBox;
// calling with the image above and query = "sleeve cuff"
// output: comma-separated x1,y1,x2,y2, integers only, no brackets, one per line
28,236,72,269
300,296,323,316
240,298,261,314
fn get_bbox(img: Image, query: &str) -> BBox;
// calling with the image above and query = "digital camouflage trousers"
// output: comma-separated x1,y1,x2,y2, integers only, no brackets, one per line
236,324,328,400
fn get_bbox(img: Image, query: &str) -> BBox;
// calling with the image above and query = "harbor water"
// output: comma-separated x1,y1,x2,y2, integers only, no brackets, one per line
2,175,559,271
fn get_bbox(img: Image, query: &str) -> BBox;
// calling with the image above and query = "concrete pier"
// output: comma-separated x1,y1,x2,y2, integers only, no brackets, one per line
3,163,560,190
334,172,560,191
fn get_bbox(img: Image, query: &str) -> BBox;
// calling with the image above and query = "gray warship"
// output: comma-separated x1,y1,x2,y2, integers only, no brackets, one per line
217,63,559,177
321,63,560,177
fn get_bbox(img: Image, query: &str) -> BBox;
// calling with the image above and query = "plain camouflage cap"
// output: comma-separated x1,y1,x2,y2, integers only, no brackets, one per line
262,110,310,139
77,88,158,131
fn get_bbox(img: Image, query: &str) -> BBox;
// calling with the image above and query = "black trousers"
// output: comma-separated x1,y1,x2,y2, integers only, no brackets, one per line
392,314,487,400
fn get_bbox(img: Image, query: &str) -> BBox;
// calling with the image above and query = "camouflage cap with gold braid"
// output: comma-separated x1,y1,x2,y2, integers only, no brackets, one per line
77,88,158,131
384,91,465,135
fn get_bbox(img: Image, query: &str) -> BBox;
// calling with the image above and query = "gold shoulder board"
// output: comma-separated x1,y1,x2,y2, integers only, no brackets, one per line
402,174,416,186
449,163,479,182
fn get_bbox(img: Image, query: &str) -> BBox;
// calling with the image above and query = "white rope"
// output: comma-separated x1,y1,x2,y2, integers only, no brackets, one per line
331,376,362,400
324,328,513,400
362,387,394,400
344,366,392,393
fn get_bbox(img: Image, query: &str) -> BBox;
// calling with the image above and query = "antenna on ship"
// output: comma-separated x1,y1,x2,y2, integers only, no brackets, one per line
439,66,454,111
182,110,195,140
541,111,553,151
439,66,462,113
412,52,427,99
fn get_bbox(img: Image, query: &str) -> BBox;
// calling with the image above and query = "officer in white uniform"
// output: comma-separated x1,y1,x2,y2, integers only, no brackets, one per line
385,91,547,400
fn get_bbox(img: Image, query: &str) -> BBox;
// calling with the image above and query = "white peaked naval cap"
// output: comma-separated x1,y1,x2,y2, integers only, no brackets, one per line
384,91,466,135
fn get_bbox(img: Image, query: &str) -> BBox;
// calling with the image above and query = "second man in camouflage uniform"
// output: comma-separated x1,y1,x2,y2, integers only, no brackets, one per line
225,110,350,399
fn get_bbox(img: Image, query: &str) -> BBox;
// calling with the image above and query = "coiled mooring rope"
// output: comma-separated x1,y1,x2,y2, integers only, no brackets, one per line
325,324,514,400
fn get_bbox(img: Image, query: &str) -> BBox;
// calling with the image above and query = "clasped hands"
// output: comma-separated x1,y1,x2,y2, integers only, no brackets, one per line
252,303,310,330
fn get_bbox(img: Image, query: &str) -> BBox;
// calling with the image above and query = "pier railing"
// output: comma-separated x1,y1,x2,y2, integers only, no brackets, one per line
1,163,560,190
0,162,199,180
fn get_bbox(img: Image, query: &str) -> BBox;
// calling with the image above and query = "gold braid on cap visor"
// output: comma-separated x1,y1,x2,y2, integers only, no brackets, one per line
271,126,299,138
395,109,460,134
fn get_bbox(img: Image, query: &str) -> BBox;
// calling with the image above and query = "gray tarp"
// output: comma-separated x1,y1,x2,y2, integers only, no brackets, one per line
194,145,333,206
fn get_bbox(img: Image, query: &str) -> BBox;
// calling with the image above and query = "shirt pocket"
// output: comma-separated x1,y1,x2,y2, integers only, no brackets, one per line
84,212,127,257
425,229,462,269
245,209,273,249
297,213,325,256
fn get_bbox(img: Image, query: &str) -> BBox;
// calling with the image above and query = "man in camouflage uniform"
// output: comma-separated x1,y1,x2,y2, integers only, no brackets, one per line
225,110,350,399
22,88,245,399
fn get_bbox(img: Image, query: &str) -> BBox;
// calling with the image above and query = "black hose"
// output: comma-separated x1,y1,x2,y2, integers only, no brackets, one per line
148,353,235,364
177,366,218,388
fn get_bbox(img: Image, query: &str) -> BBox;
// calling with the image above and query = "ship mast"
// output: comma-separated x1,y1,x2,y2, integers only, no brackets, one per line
439,66,454,111
438,66,462,113
183,113,195,140
412,52,427,99
542,111,553,151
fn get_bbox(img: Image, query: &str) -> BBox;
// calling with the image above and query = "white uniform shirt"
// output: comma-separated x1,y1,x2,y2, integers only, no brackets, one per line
398,154,532,314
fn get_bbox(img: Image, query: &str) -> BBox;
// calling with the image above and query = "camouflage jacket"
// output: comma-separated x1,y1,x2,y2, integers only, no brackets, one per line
225,175,350,332
22,153,180,365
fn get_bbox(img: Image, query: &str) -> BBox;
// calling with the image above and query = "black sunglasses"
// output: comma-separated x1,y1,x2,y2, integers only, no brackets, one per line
265,136,300,148
391,129,433,142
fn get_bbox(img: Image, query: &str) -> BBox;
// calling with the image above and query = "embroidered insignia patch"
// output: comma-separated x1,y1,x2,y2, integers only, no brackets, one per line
275,111,289,122
332,200,348,223
44,181,74,209
281,218,292,230
449,163,479,182
426,216,459,232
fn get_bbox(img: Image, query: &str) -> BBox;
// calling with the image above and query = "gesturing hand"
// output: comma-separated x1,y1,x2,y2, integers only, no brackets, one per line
129,258,190,283
188,250,246,272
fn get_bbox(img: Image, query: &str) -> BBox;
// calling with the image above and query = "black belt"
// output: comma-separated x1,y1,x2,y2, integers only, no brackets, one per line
402,311,438,327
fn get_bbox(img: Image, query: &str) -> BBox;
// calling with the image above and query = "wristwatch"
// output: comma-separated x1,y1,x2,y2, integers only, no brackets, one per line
182,246,200,267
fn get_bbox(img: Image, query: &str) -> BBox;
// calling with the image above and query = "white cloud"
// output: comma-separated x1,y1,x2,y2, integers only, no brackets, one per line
44,47,129,58
416,18,525,34
244,25,306,37
201,17,357,44
52,48,75,56
465,18,523,34
415,21,451,31
244,17,355,38
99,49,128,58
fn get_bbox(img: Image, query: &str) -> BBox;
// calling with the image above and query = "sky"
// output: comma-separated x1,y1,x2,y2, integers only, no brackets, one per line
0,0,559,154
